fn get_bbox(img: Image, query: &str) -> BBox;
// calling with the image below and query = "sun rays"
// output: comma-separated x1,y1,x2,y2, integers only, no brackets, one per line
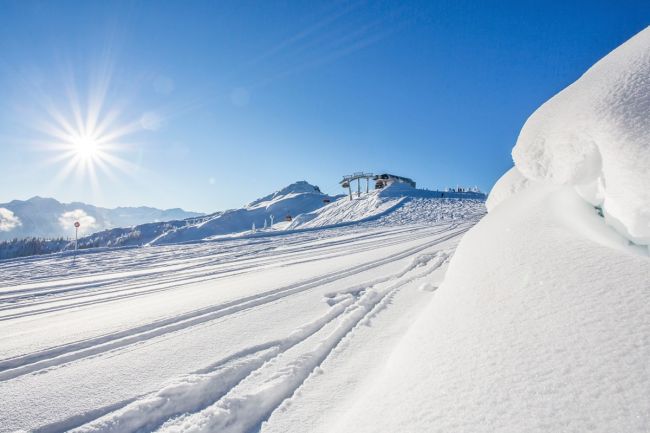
27,61,144,192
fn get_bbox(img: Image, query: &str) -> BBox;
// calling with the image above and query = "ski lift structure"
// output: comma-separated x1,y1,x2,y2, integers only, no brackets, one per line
340,172,374,200
340,172,419,200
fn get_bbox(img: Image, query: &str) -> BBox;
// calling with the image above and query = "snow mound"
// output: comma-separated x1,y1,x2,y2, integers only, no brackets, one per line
340,183,650,432
512,27,650,246
338,28,650,433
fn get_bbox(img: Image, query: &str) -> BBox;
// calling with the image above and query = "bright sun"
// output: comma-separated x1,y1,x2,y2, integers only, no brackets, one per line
34,88,142,188
73,136,101,160
25,56,147,190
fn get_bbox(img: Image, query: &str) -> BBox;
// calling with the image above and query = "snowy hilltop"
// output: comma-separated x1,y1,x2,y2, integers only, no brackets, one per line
290,182,485,229
0,196,203,241
147,181,340,245
335,27,650,433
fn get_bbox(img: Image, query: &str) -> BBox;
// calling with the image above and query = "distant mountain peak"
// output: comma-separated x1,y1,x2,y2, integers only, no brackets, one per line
272,181,322,197
27,196,58,203
247,181,323,208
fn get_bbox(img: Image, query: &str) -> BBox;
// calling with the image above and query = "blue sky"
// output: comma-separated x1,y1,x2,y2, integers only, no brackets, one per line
0,0,648,212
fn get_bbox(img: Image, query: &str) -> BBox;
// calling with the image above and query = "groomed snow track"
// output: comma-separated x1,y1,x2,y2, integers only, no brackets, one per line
0,198,485,433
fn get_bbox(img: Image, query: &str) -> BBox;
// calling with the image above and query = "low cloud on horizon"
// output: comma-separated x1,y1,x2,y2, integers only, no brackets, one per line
58,209,97,235
0,208,21,232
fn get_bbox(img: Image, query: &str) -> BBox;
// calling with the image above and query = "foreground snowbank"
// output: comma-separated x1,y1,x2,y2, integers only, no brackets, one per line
335,28,650,432
337,183,650,432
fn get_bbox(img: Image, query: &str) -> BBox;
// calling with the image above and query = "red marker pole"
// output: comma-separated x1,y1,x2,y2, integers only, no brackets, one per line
74,221,80,256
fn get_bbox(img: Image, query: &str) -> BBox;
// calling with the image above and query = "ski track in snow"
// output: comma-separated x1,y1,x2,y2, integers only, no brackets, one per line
70,252,450,433
0,197,485,433
0,225,464,381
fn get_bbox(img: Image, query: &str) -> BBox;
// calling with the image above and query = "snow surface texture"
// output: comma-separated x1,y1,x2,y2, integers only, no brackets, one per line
485,166,531,212
511,27,650,247
0,186,485,433
335,183,650,433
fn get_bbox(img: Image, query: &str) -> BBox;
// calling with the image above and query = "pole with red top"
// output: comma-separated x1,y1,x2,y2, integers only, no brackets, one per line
74,221,80,256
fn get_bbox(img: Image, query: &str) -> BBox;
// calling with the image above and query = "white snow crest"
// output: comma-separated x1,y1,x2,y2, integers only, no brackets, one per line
486,167,532,212
0,208,21,231
511,27,650,246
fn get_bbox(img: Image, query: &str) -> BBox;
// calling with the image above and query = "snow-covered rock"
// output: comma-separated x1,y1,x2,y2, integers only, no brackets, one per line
512,27,650,247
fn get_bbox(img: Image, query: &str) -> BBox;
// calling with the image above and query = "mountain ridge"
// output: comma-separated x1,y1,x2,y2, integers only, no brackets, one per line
0,196,204,241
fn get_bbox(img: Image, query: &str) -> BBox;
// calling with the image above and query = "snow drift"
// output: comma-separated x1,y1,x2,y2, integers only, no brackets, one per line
336,27,650,433
338,183,650,432
485,166,530,212
511,27,650,247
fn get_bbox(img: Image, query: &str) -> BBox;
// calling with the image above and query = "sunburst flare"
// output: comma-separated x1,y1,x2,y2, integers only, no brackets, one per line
27,60,144,192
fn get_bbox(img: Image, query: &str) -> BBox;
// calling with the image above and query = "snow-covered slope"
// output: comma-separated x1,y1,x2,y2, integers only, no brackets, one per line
64,181,337,249
149,182,338,245
289,183,486,229
333,27,650,433
1,182,483,259
287,192,404,229
334,183,650,433
0,196,203,240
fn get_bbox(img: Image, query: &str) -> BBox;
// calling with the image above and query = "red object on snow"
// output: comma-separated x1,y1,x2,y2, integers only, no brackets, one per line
74,221,80,228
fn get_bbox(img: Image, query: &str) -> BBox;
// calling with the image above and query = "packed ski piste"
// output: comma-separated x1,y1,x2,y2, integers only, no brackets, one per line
1,28,650,433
